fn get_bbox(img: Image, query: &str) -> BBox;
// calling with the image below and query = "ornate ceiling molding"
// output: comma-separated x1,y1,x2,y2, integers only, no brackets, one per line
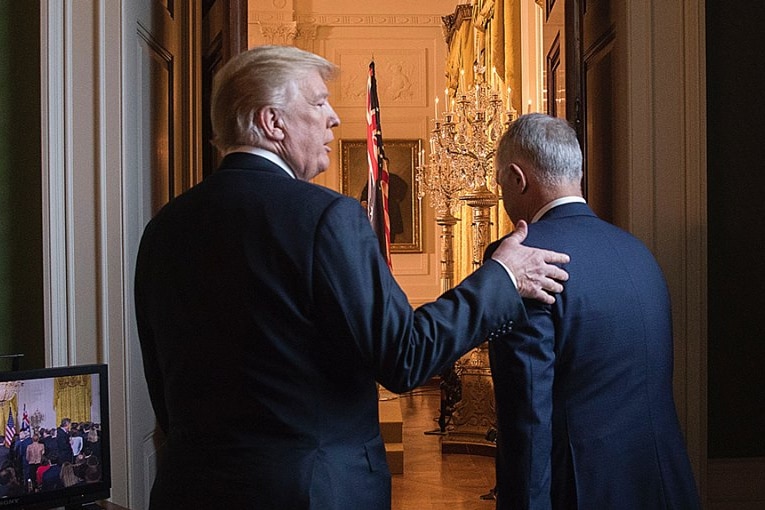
441,4,473,46
250,11,442,27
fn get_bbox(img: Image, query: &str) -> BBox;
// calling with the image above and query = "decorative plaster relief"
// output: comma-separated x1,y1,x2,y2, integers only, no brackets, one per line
336,49,426,108
249,12,442,27
250,11,292,23
299,14,441,26
258,22,298,45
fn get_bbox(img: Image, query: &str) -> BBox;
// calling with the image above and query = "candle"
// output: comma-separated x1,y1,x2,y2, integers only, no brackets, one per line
460,69,466,93
491,66,497,90
507,87,512,108
444,88,449,112
527,99,532,113
434,97,439,121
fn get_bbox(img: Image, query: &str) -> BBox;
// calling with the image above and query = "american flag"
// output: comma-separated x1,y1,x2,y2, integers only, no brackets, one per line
3,411,15,448
366,61,392,268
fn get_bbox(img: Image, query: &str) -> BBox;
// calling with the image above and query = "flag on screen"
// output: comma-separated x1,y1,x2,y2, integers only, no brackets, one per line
366,61,392,268
4,411,15,448
21,405,30,432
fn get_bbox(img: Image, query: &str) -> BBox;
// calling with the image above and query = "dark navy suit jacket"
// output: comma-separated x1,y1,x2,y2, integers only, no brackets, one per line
134,153,526,509
487,202,699,509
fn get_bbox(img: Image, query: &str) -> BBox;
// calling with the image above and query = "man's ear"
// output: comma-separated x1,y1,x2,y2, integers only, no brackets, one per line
258,107,285,141
509,163,528,193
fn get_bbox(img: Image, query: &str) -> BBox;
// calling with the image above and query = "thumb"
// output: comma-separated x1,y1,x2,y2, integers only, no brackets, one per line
510,219,528,243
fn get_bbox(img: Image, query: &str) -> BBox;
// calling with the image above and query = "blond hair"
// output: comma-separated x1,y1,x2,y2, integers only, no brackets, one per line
210,45,338,152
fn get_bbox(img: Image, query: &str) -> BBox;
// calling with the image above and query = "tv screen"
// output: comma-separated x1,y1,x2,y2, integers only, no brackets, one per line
0,364,110,509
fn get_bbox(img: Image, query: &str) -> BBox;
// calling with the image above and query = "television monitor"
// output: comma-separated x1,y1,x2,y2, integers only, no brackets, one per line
0,364,110,509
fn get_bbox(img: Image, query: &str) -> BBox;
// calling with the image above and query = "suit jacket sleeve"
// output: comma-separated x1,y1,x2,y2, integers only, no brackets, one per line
312,197,527,393
485,236,554,509
492,300,555,509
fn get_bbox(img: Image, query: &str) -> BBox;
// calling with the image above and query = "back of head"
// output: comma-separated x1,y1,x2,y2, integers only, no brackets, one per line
210,45,338,153
497,113,583,187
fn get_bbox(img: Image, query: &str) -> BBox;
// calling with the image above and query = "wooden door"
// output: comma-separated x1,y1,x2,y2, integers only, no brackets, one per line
542,0,622,226
574,0,622,225
202,0,248,177
122,0,200,506
122,2,246,505
542,0,567,119
118,2,248,505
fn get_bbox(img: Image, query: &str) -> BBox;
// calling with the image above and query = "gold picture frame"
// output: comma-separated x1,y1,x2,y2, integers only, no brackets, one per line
340,139,422,253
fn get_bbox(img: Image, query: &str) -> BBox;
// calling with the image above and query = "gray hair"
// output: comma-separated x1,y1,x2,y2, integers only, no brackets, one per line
210,45,339,152
496,113,583,187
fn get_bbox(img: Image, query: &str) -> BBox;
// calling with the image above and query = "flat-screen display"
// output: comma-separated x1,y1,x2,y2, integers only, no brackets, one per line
0,364,110,509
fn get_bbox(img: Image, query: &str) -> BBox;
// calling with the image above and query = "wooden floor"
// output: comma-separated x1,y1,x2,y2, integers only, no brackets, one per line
389,382,496,510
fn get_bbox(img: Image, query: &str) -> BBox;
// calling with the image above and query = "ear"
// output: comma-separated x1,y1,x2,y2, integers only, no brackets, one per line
508,163,528,193
258,107,286,141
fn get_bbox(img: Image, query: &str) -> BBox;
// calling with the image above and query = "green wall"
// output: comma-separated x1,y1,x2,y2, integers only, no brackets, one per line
0,2,45,370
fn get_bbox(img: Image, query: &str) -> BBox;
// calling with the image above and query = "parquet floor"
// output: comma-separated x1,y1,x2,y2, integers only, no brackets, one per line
389,382,497,510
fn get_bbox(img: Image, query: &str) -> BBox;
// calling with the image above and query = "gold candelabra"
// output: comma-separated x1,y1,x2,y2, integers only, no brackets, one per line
415,149,462,293
417,63,517,282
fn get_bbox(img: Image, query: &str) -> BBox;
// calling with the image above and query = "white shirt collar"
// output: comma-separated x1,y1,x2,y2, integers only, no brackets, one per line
531,196,587,223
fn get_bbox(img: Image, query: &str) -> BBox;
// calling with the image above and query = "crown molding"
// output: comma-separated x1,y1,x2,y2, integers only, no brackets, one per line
250,11,443,27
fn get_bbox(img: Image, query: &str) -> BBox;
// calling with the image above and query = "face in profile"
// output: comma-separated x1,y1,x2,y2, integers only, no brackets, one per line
279,70,341,181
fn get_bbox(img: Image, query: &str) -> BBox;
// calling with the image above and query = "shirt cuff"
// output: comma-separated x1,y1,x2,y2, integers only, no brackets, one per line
493,259,518,288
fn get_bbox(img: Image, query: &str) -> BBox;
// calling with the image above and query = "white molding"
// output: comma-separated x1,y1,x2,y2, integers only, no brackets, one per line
96,0,109,364
40,0,72,367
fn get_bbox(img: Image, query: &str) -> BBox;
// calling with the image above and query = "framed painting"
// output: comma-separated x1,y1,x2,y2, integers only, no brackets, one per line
340,139,422,253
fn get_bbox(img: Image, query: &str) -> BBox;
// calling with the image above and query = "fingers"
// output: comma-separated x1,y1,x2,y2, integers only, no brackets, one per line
542,249,570,268
491,241,570,304
525,287,557,305
539,273,566,295
516,262,569,304
543,262,570,282
488,222,571,304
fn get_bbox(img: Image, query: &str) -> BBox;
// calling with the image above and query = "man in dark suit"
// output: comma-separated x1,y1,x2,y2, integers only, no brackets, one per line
488,113,700,509
56,418,73,464
134,46,570,510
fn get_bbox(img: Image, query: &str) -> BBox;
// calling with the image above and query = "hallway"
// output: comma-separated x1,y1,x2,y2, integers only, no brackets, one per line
389,382,496,510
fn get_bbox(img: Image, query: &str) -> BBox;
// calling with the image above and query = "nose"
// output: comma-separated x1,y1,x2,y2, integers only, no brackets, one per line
328,103,341,128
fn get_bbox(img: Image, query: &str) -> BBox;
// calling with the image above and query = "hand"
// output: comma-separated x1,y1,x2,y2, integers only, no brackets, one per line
490,220,570,304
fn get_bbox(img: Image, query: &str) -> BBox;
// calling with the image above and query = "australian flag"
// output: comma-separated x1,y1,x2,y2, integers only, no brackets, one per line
366,61,392,268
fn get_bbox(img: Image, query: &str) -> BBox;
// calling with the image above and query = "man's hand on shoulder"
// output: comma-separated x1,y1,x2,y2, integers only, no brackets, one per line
491,220,570,305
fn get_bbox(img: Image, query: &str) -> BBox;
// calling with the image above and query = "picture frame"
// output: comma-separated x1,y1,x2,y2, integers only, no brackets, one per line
340,139,423,253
